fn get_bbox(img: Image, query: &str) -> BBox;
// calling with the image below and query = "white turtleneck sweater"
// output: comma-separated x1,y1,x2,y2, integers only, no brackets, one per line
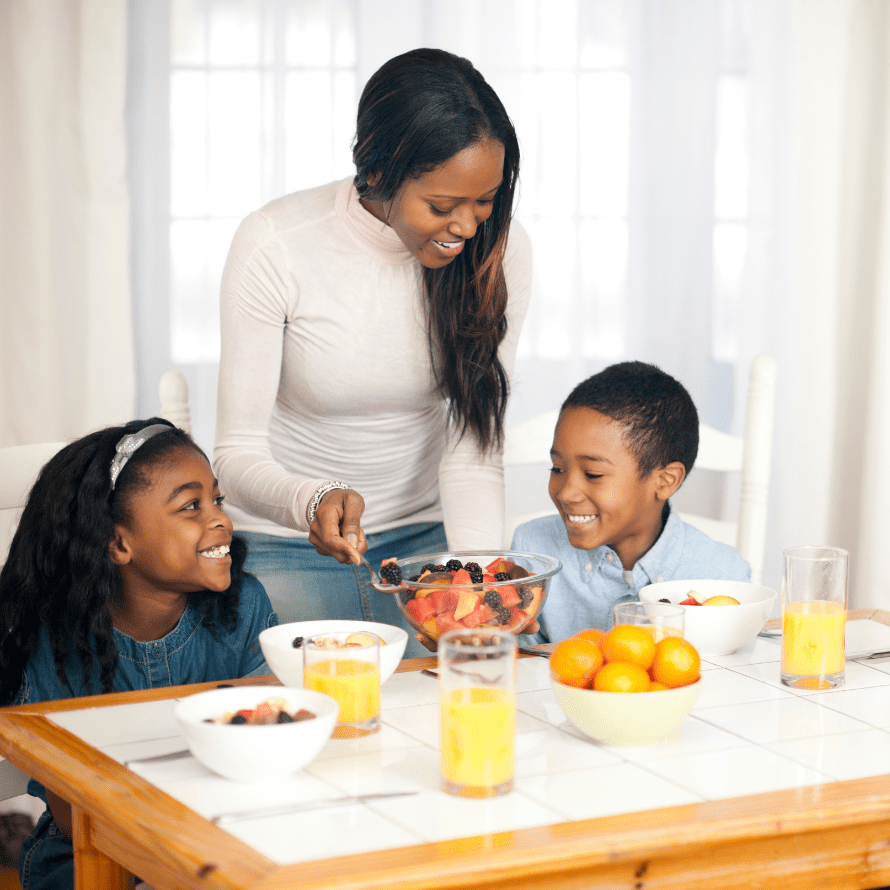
214,177,532,550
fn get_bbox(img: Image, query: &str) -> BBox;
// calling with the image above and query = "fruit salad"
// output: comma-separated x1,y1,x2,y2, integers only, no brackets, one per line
208,696,317,725
388,556,546,640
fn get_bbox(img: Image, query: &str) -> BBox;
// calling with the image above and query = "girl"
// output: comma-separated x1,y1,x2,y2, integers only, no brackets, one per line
214,48,532,653
0,419,277,890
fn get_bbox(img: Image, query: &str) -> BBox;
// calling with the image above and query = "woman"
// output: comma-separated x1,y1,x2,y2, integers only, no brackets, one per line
214,48,531,655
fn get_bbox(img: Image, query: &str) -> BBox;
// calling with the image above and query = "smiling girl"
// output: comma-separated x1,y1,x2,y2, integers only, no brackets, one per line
0,419,276,889
215,48,531,653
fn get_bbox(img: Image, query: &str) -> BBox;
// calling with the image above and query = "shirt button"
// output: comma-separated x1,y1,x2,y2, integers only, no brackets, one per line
607,553,615,562
584,562,592,572
657,576,664,582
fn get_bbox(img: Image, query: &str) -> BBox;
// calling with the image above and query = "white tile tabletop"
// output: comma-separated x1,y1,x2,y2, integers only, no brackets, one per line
47,634,890,868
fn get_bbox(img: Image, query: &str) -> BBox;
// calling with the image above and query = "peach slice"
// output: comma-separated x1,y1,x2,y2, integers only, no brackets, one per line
701,595,740,606
344,632,383,647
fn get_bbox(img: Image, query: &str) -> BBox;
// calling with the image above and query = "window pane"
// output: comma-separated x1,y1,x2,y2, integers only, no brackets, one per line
170,71,208,217
579,0,628,69
712,222,747,362
538,0,578,69
579,72,629,216
170,219,240,363
171,0,205,66
536,72,578,217
524,218,575,359
580,219,627,358
207,0,262,67
714,74,749,219
207,71,263,215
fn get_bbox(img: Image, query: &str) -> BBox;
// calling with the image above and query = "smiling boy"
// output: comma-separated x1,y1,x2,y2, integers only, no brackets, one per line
512,361,751,643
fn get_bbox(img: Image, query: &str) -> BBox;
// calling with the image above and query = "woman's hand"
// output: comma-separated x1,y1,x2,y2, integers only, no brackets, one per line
308,488,367,565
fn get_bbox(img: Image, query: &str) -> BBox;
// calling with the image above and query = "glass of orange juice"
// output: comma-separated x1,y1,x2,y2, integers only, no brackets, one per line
613,602,685,641
781,546,848,690
303,635,380,738
438,628,516,798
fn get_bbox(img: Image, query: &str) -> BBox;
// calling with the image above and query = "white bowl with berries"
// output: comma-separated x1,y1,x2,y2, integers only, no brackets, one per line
259,620,409,688
174,685,339,782
638,580,777,656
384,550,562,643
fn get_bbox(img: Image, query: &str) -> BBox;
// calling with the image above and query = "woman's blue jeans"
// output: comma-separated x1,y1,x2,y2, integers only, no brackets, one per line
239,521,448,659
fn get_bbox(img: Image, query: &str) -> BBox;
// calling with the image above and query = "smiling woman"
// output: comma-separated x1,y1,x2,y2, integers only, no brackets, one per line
213,48,532,654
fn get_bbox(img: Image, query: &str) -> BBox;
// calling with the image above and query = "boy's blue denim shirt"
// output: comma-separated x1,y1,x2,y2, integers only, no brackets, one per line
13,573,277,890
513,504,751,644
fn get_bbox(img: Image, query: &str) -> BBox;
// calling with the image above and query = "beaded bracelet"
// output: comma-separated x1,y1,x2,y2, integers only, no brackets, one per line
306,481,351,525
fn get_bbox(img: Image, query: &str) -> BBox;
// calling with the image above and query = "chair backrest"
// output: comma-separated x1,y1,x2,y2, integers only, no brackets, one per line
502,354,777,583
159,369,192,435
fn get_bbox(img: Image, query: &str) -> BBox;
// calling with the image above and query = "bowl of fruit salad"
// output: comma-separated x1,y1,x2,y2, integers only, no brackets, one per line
259,620,408,688
174,685,339,782
638,579,777,656
382,550,561,643
549,625,702,746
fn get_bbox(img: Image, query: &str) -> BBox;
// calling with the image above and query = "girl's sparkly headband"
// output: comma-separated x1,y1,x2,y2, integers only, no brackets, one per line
109,423,172,490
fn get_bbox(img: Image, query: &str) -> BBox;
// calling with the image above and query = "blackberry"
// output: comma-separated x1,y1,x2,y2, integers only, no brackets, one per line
380,562,403,585
496,607,512,625
276,711,294,724
230,714,247,725
399,588,415,605
519,588,534,609
483,590,503,610
464,561,482,574
494,572,511,582
409,574,421,582
658,598,671,603
291,636,304,648
468,569,484,584
432,564,447,573
445,558,463,572
421,563,436,573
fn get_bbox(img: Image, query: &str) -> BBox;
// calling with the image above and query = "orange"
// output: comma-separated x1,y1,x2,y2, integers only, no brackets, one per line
651,637,700,688
593,661,650,693
572,628,606,648
648,681,669,691
550,638,603,688
602,625,656,671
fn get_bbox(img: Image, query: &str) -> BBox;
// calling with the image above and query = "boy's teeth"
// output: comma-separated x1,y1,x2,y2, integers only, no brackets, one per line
567,514,595,524
200,544,230,559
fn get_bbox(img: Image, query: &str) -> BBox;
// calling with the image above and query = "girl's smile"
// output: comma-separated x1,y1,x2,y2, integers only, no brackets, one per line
110,447,234,599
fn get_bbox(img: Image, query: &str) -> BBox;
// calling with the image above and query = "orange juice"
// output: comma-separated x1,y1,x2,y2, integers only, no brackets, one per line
440,687,514,795
304,659,380,724
782,600,845,680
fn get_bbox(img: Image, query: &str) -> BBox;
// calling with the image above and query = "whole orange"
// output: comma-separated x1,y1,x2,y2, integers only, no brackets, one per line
550,638,603,688
651,637,700,688
593,661,651,693
602,624,656,671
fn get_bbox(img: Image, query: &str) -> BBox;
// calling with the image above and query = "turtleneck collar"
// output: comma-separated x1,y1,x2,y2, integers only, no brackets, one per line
335,177,415,266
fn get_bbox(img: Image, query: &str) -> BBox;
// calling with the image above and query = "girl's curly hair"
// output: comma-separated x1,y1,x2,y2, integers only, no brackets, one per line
0,419,246,704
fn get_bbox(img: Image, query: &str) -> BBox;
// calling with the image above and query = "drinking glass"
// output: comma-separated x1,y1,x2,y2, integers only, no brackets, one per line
613,602,685,641
303,635,380,738
781,546,848,689
438,628,516,798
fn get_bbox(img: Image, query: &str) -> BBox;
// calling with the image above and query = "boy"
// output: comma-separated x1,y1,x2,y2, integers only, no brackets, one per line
513,361,750,643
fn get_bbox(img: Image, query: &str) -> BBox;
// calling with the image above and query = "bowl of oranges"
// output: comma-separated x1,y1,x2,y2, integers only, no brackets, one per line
549,622,702,746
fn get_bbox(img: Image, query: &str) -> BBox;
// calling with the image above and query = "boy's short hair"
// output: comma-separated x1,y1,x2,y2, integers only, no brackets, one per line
562,361,699,478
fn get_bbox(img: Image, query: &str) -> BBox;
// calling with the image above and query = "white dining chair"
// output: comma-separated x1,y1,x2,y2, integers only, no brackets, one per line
159,369,192,435
502,354,778,584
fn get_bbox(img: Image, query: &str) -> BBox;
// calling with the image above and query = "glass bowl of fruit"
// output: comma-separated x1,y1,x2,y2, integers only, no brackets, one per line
381,550,562,642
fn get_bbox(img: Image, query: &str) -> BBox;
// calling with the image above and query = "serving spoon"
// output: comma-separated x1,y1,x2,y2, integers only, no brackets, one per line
358,554,402,593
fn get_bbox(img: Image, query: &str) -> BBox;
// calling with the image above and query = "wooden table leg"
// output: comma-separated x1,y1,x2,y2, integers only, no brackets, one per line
71,808,134,890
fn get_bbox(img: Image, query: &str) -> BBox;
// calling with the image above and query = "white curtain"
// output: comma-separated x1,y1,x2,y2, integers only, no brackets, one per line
0,0,133,447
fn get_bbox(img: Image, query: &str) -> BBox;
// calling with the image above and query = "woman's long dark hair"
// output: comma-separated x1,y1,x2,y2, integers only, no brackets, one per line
0,419,246,705
353,48,520,450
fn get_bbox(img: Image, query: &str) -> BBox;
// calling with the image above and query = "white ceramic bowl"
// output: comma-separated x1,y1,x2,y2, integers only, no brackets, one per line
551,677,702,746
638,580,777,656
174,685,338,782
259,620,408,688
